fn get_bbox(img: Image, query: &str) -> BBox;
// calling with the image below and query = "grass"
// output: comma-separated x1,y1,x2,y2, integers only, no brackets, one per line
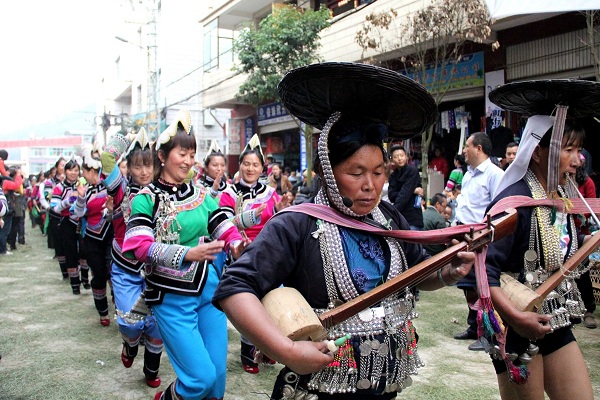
0,219,599,399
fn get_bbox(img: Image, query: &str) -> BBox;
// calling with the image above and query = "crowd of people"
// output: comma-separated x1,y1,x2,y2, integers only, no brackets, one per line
0,63,598,400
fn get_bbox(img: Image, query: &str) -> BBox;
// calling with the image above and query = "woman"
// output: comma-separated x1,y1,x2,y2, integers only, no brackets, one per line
268,162,293,196
102,129,164,388
197,139,228,200
387,146,424,230
574,157,598,330
444,154,467,194
219,133,292,374
214,62,476,399
50,157,85,291
484,80,596,400
122,109,246,400
74,148,114,326
47,157,66,252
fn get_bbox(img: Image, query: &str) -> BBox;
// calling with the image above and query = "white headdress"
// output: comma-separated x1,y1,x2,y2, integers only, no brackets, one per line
240,134,264,162
119,127,151,164
156,109,192,151
203,139,224,163
494,115,554,196
82,146,102,170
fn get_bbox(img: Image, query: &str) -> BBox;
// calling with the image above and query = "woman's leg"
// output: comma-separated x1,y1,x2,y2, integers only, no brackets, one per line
543,341,593,400
84,237,110,319
496,355,545,400
152,284,225,400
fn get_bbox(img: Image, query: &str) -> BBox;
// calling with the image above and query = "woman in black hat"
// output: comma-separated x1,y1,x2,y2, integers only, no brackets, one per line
213,62,476,399
483,80,596,399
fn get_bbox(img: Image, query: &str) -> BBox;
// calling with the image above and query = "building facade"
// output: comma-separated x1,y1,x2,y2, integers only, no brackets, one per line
199,0,600,175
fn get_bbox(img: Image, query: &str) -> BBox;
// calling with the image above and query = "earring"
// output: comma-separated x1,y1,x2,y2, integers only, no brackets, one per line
161,162,164,166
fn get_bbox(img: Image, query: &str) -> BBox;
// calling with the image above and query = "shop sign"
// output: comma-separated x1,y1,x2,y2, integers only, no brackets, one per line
405,52,484,92
244,117,254,146
257,102,293,126
300,123,307,172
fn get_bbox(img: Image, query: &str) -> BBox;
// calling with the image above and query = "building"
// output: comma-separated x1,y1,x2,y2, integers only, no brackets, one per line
100,0,228,164
199,0,600,175
0,136,86,177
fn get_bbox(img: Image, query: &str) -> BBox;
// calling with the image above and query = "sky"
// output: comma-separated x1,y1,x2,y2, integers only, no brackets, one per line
0,0,122,139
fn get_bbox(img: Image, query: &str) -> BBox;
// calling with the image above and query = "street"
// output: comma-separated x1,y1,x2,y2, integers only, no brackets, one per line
0,219,598,399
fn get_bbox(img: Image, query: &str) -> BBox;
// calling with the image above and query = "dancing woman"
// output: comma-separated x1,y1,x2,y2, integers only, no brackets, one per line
483,81,596,400
102,129,164,388
197,140,228,201
214,62,476,399
218,133,292,374
73,148,114,326
123,109,246,400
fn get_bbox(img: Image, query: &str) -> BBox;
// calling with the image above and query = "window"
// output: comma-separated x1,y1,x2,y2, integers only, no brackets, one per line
48,148,63,157
203,18,235,72
30,148,45,157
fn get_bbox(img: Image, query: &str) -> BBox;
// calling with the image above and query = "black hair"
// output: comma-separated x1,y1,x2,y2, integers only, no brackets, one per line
326,116,387,169
0,149,7,160
454,154,467,173
538,119,585,149
239,148,264,165
470,132,493,156
506,141,519,149
55,157,66,168
64,159,80,172
127,145,155,169
430,192,446,207
204,152,226,169
156,127,197,180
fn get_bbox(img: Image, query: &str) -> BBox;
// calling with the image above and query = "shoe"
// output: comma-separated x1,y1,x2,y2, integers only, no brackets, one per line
468,339,485,351
1,251,13,256
72,287,81,295
583,312,597,329
242,364,260,374
263,355,277,365
83,283,91,290
9,245,16,251
146,376,161,388
100,317,111,327
154,392,163,400
121,349,134,368
453,330,477,340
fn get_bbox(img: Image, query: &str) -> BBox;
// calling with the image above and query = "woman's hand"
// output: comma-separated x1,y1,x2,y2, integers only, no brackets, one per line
230,238,251,260
511,311,553,341
76,179,87,198
253,203,267,220
275,192,293,212
277,340,334,376
104,195,114,214
184,240,225,262
414,187,424,197
450,250,476,279
212,171,224,192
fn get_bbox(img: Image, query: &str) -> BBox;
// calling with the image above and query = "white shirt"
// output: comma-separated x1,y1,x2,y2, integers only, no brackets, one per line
455,158,504,224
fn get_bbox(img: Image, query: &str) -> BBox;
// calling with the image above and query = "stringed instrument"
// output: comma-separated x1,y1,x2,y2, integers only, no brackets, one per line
262,208,518,341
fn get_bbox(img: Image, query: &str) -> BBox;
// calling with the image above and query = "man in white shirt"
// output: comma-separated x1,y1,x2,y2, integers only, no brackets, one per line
453,132,504,350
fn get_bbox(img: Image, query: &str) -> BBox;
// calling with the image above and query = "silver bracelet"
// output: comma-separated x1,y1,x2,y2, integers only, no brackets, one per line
437,268,452,286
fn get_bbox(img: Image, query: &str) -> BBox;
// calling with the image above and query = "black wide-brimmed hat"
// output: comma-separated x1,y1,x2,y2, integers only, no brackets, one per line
277,62,438,139
489,79,600,118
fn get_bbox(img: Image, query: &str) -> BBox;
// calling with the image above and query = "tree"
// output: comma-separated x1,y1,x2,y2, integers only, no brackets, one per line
583,10,600,82
356,0,497,194
234,5,330,180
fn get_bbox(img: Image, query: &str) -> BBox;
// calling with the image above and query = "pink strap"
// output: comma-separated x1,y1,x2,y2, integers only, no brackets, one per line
280,203,486,245
282,196,600,246
488,195,600,217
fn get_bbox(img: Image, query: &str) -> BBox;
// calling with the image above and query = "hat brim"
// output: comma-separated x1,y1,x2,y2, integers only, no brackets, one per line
489,79,600,118
277,62,438,139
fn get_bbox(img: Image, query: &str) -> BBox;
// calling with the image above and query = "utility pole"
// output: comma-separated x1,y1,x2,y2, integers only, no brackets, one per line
146,0,160,140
